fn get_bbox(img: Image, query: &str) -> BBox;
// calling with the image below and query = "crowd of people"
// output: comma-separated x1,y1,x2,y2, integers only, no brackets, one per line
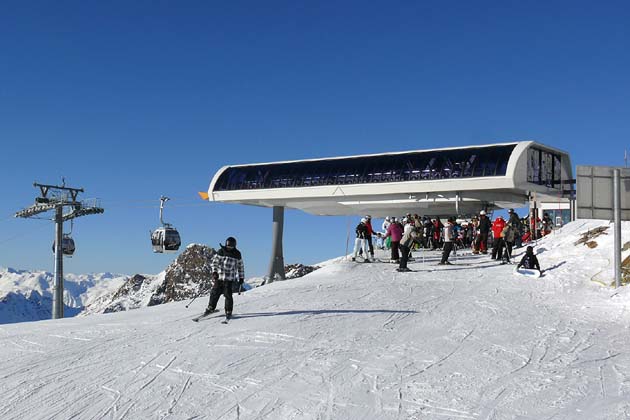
351,209,551,273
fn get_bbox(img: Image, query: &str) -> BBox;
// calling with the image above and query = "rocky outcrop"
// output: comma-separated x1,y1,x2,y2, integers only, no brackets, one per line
285,264,319,279
101,274,155,313
148,244,216,306
87,244,216,314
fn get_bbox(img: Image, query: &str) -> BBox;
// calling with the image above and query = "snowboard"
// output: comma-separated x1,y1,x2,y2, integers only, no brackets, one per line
514,267,541,278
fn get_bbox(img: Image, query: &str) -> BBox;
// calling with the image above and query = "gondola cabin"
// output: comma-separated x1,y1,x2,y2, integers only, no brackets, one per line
52,235,76,257
151,226,181,253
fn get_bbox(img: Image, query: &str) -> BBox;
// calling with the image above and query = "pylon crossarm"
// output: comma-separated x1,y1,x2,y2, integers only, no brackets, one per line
15,203,57,218
62,207,104,222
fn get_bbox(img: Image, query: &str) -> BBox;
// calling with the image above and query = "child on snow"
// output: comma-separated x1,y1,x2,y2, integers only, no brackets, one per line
517,246,541,272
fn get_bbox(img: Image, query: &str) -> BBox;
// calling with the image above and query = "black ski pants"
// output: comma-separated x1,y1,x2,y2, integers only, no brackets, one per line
502,241,514,262
208,280,233,314
492,237,504,259
391,241,400,261
441,242,454,263
399,244,410,269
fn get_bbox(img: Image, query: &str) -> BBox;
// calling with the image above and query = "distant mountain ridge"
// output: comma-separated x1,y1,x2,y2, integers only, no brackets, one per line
1,243,321,324
0,267,127,324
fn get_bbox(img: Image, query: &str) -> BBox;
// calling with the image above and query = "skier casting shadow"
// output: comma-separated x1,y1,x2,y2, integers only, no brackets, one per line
203,236,245,320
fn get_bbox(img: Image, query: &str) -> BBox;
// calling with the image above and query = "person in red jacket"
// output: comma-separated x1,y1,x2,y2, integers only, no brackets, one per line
491,215,506,260
431,217,444,250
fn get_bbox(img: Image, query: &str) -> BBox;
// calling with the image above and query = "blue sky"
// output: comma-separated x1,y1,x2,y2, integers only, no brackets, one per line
1,1,629,277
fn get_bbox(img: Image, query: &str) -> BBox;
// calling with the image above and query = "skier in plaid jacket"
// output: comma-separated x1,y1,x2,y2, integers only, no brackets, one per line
205,236,245,319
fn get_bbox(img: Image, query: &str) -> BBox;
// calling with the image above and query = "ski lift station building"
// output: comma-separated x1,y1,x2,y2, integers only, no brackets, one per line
206,141,572,217
204,141,573,281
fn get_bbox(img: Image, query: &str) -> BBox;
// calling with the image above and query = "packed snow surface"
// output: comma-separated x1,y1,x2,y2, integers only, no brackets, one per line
1,220,630,419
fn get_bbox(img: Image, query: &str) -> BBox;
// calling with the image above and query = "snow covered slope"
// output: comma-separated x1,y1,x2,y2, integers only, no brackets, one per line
1,220,629,419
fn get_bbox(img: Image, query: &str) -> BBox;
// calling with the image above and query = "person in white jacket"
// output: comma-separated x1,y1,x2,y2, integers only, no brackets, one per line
439,217,456,265
379,217,391,249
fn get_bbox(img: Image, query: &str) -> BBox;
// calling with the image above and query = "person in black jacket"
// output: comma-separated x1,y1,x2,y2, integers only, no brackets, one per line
507,208,523,247
473,210,491,254
352,218,371,262
204,236,245,319
517,246,541,271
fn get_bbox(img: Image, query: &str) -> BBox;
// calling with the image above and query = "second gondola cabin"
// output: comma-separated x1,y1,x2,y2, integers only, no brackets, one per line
151,226,181,253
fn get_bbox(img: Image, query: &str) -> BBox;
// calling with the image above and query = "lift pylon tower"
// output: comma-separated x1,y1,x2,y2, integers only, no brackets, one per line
15,182,104,319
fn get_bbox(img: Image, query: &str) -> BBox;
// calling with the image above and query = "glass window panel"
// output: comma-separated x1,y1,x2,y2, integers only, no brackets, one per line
554,155,562,185
527,149,540,183
213,144,517,190
541,152,554,187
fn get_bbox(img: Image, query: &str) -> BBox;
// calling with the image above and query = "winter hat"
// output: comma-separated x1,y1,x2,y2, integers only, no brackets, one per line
360,217,367,223
526,246,534,255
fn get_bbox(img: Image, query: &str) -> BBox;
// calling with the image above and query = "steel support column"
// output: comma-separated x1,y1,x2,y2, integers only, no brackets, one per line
267,206,285,283
53,206,64,319
613,169,622,288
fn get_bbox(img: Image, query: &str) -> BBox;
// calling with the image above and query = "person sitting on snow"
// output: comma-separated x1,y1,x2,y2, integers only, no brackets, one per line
517,246,541,272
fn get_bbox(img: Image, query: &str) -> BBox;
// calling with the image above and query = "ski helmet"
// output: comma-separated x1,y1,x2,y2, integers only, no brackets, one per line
360,217,367,223
479,210,486,216
225,237,237,248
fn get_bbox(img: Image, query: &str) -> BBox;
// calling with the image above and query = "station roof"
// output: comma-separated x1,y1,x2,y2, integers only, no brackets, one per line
205,141,572,217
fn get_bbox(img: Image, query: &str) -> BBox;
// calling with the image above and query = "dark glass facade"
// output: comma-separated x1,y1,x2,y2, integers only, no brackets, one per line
527,148,563,187
213,144,517,191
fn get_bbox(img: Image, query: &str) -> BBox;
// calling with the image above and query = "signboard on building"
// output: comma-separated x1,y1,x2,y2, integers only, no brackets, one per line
576,165,630,220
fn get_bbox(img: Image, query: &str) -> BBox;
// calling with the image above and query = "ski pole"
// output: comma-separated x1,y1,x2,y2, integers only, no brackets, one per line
185,284,205,308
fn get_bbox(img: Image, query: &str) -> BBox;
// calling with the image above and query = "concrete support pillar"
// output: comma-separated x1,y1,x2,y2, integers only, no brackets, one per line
267,206,285,283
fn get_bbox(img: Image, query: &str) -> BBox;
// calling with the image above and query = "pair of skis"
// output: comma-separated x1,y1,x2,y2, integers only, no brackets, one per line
192,310,232,324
